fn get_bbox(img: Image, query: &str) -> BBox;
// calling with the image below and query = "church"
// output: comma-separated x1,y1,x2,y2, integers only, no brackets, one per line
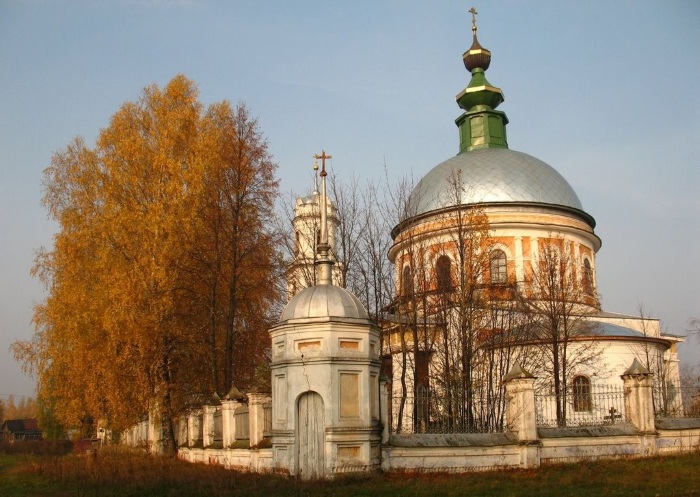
169,10,699,478
287,12,683,433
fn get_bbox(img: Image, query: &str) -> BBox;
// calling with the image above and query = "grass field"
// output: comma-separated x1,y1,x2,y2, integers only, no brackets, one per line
0,447,698,496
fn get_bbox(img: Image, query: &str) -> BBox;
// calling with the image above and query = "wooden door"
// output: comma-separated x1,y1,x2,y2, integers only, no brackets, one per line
296,391,324,479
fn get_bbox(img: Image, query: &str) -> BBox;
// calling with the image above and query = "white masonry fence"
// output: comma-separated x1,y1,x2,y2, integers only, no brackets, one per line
120,361,700,474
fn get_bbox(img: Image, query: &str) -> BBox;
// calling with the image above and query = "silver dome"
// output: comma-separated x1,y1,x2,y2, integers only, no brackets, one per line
280,284,369,322
586,322,646,338
408,148,584,217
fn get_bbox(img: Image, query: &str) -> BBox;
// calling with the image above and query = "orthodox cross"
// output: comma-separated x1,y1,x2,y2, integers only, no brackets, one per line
313,150,332,178
469,7,478,35
313,150,332,259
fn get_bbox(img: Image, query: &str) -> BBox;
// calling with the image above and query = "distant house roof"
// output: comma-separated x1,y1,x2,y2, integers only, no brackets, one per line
1,418,42,440
20,418,39,431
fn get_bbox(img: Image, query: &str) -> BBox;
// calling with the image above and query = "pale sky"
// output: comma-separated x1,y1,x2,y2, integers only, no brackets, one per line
1,1,698,400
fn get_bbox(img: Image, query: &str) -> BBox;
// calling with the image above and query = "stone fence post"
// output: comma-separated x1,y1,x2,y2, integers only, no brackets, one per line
147,414,156,452
202,404,215,448
202,393,222,448
222,386,247,448
621,359,655,433
187,409,201,448
380,376,390,444
504,364,540,468
221,400,237,449
248,391,272,448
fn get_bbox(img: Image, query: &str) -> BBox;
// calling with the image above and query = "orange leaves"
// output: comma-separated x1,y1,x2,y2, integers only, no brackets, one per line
15,75,280,437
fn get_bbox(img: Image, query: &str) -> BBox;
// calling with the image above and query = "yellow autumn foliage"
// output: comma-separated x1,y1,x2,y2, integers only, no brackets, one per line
14,75,280,448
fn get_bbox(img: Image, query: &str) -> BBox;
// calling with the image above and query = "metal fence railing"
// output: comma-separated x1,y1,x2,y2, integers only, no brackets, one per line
213,409,223,444
654,385,700,418
535,384,626,428
263,404,272,436
390,385,507,434
234,406,250,440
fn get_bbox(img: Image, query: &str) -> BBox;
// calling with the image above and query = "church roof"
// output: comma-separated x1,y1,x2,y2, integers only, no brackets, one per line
280,284,369,322
407,148,585,217
587,321,647,338
400,12,594,229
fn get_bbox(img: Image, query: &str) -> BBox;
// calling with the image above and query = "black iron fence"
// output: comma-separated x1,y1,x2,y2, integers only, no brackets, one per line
213,409,223,445
535,384,626,428
653,384,700,418
390,385,507,434
263,403,272,436
234,406,249,440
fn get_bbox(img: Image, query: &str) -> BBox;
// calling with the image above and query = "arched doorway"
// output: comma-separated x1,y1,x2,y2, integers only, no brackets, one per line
296,391,325,479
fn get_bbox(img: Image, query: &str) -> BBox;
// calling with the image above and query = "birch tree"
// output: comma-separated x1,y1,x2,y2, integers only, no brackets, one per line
13,75,279,449
522,236,601,426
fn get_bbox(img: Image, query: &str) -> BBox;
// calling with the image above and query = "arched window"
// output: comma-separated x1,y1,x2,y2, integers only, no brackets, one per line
490,249,507,284
435,255,452,292
402,265,413,297
295,231,300,256
572,375,592,412
582,258,593,295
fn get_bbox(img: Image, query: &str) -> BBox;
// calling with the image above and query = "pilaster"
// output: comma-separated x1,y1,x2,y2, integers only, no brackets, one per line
514,236,524,282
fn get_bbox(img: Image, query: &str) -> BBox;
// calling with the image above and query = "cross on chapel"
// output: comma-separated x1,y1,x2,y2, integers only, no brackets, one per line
313,150,332,177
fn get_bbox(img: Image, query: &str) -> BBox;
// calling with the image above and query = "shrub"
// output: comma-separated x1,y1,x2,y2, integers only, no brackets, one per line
0,439,73,456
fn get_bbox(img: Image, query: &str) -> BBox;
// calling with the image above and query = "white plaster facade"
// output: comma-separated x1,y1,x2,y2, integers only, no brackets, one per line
268,303,382,478
385,198,683,433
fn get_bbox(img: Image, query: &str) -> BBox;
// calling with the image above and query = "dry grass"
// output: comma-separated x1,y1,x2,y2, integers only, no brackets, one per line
1,446,699,496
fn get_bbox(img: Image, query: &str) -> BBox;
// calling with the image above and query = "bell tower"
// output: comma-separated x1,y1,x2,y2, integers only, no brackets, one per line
287,153,343,298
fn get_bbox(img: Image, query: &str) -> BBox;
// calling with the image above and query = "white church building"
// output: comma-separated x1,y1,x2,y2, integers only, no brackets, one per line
378,11,684,432
281,14,684,434
168,12,699,479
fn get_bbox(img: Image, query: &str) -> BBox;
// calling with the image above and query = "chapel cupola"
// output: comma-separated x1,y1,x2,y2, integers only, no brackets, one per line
455,8,509,153
270,151,382,479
